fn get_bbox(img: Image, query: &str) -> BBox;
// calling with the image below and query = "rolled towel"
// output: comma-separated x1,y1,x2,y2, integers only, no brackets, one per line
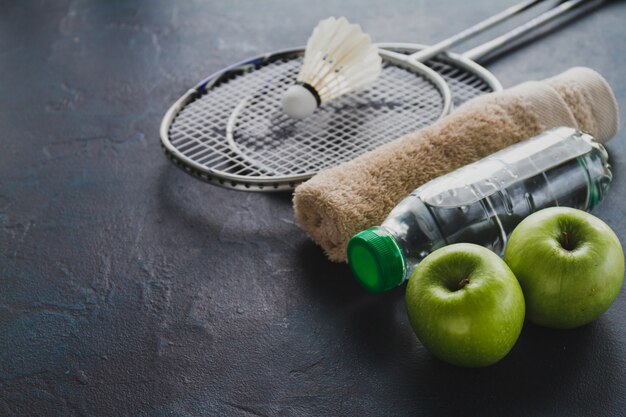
293,67,619,262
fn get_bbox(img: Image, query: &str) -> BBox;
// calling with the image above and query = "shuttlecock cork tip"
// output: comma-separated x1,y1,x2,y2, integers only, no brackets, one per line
282,84,319,119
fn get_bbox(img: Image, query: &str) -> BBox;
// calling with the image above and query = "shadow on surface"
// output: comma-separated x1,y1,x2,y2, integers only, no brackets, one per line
294,239,362,302
295,240,415,363
399,318,617,416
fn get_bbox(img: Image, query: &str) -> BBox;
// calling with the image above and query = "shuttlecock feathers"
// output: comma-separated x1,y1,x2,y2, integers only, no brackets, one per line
281,16,382,119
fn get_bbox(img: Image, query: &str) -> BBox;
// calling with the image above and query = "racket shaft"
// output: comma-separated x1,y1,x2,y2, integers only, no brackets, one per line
410,0,545,63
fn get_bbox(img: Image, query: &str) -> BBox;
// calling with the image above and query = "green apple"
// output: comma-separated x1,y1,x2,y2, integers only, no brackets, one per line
406,243,525,367
504,207,624,329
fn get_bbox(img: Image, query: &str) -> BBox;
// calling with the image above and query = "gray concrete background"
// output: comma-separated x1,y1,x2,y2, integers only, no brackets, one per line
1,1,625,416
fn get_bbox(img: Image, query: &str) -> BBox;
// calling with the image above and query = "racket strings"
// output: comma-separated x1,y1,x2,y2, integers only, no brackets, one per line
167,52,493,183
425,60,493,107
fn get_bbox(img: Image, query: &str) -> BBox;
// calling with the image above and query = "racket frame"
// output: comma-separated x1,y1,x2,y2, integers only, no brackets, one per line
159,43,494,192
160,46,458,192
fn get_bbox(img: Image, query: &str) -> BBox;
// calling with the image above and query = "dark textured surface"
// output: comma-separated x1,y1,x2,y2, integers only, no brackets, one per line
1,1,626,416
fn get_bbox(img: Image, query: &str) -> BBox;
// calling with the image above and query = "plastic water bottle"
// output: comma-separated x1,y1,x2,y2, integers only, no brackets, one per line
347,127,612,292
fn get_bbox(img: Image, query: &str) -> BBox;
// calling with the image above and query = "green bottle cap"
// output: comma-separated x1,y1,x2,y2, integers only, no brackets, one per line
347,227,406,292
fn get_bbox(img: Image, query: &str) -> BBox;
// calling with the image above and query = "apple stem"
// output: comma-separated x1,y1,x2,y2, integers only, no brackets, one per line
457,278,470,290
562,231,570,250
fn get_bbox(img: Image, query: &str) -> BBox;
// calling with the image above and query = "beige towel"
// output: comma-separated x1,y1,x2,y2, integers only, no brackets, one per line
293,67,619,262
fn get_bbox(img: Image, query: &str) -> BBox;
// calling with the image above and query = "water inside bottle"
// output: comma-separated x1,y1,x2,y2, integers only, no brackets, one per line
382,128,611,275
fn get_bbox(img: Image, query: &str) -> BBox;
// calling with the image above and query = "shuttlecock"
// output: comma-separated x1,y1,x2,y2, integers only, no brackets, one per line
281,16,382,119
